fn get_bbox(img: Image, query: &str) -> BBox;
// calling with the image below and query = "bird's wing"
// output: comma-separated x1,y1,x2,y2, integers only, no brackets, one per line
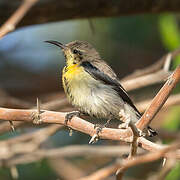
81,61,141,117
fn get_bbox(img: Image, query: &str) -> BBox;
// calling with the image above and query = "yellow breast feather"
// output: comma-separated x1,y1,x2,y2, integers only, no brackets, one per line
63,64,84,80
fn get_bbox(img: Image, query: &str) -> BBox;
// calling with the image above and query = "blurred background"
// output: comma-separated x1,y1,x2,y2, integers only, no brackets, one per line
0,6,180,180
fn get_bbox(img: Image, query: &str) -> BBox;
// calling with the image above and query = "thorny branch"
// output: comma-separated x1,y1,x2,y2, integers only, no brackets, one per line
0,66,179,154
0,65,179,179
2,66,180,132
0,11,180,176
0,48,179,135
0,1,180,179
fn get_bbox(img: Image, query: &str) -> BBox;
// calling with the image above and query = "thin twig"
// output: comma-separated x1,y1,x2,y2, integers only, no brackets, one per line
79,164,118,180
154,158,177,180
88,19,95,35
0,145,132,167
122,48,180,81
0,0,39,39
78,142,180,180
49,158,86,180
121,48,180,91
121,69,170,91
10,165,19,180
0,124,62,161
136,93,180,113
117,110,140,180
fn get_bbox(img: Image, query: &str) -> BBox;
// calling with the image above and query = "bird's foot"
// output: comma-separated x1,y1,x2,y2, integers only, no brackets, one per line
89,118,112,144
89,124,103,144
138,129,146,137
119,109,130,123
65,111,80,136
118,118,131,129
32,111,42,124
94,123,104,134
65,111,80,125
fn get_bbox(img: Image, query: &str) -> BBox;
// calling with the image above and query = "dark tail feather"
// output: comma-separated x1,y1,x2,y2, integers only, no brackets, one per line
147,126,158,137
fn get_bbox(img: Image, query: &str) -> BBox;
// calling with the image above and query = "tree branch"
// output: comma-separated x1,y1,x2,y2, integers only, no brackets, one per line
0,66,179,154
78,142,180,180
1,0,180,28
122,48,180,81
0,0,39,38
136,94,180,113
136,65,180,130
0,108,179,156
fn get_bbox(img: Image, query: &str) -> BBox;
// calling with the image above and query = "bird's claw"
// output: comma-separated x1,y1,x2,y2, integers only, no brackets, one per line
118,118,131,129
89,124,104,144
32,111,42,124
65,111,80,125
94,124,104,133
138,129,146,137
89,134,99,144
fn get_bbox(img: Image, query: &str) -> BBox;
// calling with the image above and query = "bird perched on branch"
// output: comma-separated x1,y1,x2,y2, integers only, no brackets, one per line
45,40,157,137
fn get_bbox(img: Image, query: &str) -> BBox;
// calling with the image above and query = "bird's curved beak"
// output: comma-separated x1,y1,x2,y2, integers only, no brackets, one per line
45,40,66,49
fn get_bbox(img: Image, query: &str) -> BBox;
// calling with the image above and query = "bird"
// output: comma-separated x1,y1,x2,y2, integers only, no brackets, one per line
45,40,157,137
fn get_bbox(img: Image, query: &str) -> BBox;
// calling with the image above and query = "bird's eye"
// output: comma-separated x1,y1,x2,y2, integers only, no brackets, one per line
73,49,78,54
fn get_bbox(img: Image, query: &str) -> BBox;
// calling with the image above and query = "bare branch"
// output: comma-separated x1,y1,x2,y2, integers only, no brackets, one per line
122,47,180,81
121,70,170,91
136,65,180,130
154,158,177,180
0,66,179,154
137,94,180,113
0,0,39,38
0,107,180,157
0,97,68,135
49,158,86,180
79,164,118,180
121,48,180,91
78,142,180,180
1,145,130,165
119,142,180,171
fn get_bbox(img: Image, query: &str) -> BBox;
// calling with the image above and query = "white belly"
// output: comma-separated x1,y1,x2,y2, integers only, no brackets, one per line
67,73,124,118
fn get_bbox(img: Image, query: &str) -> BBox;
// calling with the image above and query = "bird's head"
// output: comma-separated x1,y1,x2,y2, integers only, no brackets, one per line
45,40,100,66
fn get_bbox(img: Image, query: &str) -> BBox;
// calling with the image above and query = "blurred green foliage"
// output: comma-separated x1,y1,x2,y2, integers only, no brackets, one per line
166,162,180,180
158,14,180,68
158,14,180,180
0,160,57,180
163,107,180,131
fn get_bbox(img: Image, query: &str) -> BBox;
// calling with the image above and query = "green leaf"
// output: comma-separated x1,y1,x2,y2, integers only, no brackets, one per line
163,107,180,131
158,14,180,68
166,162,180,180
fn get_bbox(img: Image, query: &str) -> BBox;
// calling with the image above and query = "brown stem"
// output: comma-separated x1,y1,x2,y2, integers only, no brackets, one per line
0,0,39,38
136,65,180,130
